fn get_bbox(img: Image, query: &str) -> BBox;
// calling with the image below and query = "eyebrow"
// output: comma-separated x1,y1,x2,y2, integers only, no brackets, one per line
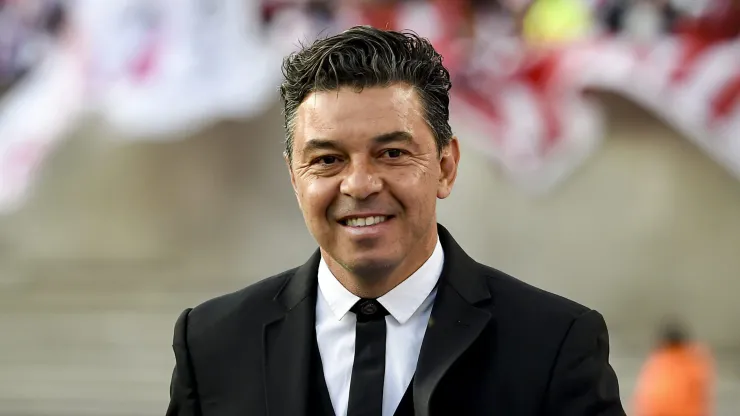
373,131,414,146
302,131,414,154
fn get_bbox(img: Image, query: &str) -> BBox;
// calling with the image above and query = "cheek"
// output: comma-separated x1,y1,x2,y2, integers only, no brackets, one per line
388,170,438,214
297,178,337,220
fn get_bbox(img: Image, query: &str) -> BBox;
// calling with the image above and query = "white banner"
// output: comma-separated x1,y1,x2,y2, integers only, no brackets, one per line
0,47,84,213
76,0,284,139
0,0,293,213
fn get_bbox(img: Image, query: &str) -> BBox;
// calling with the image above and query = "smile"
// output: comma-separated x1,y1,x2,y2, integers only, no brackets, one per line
341,215,390,227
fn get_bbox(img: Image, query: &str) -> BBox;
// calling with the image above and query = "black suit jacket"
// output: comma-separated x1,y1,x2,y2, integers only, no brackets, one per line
167,225,625,415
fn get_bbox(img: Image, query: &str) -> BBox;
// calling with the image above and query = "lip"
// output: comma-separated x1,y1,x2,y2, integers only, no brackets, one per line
338,215,395,237
337,213,393,222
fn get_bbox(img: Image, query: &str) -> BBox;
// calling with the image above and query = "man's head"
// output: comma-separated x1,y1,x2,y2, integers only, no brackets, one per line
281,26,454,162
280,26,460,293
659,319,690,348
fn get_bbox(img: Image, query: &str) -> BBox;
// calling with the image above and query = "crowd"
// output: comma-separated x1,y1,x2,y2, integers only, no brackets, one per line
258,0,740,107
261,0,740,43
2,0,740,206
0,0,67,86
2,0,740,89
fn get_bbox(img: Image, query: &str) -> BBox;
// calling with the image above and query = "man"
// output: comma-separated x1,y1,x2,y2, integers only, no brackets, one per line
632,320,714,416
602,0,681,37
166,26,625,415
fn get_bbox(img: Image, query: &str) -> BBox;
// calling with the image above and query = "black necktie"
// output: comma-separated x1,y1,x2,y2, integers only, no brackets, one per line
347,298,390,416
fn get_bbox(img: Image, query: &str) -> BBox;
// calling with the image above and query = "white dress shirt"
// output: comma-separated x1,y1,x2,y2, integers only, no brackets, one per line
316,239,444,416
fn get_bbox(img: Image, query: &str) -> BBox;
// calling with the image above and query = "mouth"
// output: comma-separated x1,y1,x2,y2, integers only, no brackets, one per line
339,215,394,228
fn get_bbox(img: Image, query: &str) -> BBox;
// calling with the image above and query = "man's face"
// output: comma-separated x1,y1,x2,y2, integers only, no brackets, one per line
288,84,459,280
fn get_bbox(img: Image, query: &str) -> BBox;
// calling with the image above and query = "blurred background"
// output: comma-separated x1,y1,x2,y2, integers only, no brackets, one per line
1,0,740,414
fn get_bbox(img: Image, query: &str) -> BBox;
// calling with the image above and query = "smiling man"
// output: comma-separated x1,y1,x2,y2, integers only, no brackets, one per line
166,26,625,416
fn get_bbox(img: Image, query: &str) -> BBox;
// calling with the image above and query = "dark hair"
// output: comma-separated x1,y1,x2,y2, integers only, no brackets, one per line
659,319,690,347
44,2,67,36
280,25,453,161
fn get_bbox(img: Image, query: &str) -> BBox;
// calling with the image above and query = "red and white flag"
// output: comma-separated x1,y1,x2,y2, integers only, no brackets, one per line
453,34,740,194
0,46,84,213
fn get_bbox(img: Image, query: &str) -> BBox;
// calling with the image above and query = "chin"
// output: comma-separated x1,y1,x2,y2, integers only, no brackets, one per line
343,255,400,280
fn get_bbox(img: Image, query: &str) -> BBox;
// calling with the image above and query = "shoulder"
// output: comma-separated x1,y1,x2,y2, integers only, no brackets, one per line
465,262,616,377
181,267,299,339
479,262,590,316
474,262,600,338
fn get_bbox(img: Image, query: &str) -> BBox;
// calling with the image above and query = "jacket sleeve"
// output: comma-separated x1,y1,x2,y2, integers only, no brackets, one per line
166,308,202,416
543,310,626,415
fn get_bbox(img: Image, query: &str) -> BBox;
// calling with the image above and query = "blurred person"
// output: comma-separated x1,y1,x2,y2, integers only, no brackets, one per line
0,0,65,85
262,0,336,56
431,0,474,38
501,0,539,31
602,0,681,38
166,26,625,415
521,0,595,45
356,0,402,29
621,0,681,42
632,320,714,416
306,0,335,24
464,0,521,48
262,0,335,25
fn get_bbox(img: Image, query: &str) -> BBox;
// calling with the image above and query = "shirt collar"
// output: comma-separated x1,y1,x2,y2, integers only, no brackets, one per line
317,238,444,325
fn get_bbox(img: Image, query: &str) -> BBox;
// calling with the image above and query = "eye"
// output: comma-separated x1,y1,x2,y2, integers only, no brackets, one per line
383,149,405,158
314,155,340,165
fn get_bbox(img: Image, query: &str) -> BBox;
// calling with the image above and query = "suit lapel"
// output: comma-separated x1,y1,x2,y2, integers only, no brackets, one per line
263,251,321,416
261,226,492,416
413,225,494,416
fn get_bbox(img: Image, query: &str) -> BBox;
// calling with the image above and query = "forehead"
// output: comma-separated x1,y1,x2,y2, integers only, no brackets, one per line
294,84,428,145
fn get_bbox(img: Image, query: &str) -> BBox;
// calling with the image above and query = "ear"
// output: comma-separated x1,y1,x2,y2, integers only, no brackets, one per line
284,152,301,208
437,137,460,200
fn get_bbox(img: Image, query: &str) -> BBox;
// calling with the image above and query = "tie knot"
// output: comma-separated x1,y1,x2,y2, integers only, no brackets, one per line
351,299,389,322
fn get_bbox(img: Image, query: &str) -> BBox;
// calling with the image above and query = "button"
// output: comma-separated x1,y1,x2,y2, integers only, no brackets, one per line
351,299,388,322
360,301,378,316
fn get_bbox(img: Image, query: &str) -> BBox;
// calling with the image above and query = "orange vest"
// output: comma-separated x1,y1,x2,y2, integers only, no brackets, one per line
632,344,714,416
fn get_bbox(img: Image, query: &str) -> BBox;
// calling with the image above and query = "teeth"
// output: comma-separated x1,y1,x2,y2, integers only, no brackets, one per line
346,216,387,227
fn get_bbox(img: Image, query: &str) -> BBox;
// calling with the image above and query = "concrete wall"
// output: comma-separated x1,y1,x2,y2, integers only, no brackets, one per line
1,94,739,414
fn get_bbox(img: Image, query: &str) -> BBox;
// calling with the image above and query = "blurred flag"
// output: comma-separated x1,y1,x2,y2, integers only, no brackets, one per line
0,0,293,213
75,0,284,139
451,42,605,195
3,0,740,211
454,35,740,194
0,46,84,213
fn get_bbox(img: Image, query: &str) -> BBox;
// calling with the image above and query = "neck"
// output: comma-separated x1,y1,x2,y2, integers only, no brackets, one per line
323,231,438,299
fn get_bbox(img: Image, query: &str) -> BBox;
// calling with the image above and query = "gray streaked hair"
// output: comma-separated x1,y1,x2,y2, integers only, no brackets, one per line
279,25,453,161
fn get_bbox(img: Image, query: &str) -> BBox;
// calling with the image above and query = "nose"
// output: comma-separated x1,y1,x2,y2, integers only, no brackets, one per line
340,159,382,200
